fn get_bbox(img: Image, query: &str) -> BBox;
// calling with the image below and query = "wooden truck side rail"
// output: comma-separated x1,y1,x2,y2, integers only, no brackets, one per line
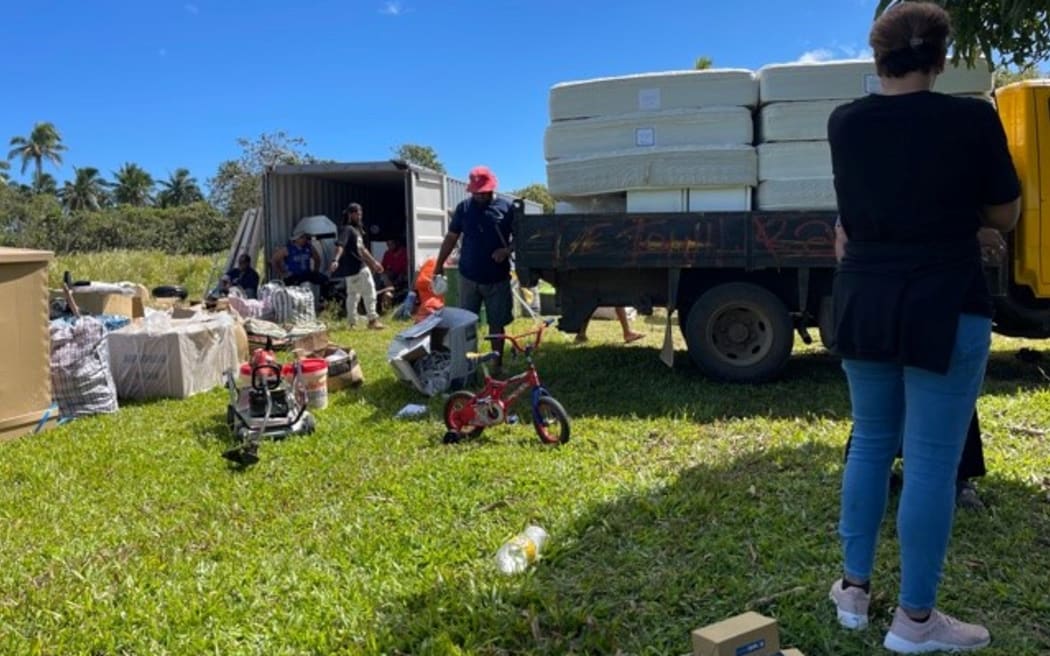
516,211,839,277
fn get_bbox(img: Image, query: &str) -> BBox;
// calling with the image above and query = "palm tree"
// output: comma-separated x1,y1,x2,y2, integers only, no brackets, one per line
59,167,107,211
7,122,67,181
33,172,59,196
0,160,9,184
111,162,154,206
157,168,204,207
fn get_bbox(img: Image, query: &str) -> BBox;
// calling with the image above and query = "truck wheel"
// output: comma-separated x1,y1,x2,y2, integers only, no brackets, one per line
683,282,793,382
818,296,836,351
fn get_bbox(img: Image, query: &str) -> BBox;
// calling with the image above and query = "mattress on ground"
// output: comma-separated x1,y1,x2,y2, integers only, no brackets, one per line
547,145,757,197
757,178,837,211
549,69,758,121
758,141,832,181
545,107,753,161
758,59,992,102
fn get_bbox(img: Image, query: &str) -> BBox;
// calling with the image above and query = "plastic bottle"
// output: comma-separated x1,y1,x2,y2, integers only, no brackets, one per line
495,525,548,575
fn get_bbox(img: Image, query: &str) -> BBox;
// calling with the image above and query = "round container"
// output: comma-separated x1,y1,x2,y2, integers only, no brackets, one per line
283,358,329,409
239,362,282,389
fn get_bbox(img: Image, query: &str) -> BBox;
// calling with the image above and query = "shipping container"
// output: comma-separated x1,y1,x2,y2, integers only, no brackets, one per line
262,161,542,278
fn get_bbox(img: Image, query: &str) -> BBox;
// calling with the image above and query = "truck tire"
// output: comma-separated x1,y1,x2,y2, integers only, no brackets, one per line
683,282,793,383
818,296,836,351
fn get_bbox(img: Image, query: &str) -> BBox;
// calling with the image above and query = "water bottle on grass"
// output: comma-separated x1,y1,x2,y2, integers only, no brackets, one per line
495,525,548,575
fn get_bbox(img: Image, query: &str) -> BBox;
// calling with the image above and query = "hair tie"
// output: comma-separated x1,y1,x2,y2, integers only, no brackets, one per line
909,36,924,48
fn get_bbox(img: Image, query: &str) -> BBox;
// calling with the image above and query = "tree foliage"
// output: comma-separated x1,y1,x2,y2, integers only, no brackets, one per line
694,56,714,70
394,143,446,173
59,166,108,212
157,168,204,207
876,0,1050,68
994,64,1044,88
7,122,66,180
111,162,155,206
512,183,555,214
208,131,313,219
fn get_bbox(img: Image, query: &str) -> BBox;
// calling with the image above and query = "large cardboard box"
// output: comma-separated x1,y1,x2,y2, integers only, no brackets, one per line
0,248,55,442
691,612,780,656
107,314,239,400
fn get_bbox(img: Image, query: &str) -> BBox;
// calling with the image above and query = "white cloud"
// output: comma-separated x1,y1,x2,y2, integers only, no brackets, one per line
797,48,834,63
380,1,403,15
184,3,199,14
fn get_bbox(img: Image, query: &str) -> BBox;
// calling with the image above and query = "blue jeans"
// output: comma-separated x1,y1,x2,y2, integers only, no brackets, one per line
840,314,991,613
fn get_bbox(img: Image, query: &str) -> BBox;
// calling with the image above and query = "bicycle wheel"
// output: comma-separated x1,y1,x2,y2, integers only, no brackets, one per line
533,396,570,445
444,390,484,438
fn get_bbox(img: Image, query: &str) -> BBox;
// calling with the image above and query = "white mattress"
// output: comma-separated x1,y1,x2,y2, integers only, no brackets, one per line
554,194,627,214
756,178,838,211
547,145,757,197
549,69,759,121
758,59,992,102
758,141,832,181
758,100,845,142
544,107,753,161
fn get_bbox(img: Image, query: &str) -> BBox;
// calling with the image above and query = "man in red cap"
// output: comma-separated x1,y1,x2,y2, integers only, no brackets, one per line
435,165,516,369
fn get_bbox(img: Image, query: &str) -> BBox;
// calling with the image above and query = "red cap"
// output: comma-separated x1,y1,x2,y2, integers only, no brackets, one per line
466,165,498,193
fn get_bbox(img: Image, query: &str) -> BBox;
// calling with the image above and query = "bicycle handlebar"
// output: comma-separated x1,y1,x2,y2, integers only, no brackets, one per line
483,319,554,355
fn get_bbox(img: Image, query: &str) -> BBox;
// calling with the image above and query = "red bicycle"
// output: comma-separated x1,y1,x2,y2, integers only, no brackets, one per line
443,319,570,445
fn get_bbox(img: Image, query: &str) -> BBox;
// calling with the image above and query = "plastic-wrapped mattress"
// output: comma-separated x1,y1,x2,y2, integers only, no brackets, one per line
758,100,845,142
547,145,757,197
757,179,837,211
549,69,759,121
758,141,832,180
544,107,753,160
758,59,993,102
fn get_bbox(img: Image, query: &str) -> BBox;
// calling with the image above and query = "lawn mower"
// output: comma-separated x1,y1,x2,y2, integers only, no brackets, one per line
222,338,316,465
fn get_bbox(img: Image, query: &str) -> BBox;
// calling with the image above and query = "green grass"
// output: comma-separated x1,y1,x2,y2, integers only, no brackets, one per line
2,303,1049,653
50,250,225,299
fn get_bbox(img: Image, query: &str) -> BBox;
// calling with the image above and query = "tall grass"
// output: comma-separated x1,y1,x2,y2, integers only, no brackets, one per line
50,250,226,298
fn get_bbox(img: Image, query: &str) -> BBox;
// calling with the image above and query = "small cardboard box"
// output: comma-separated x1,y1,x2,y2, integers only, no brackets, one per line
288,329,329,354
691,612,780,656
307,344,364,390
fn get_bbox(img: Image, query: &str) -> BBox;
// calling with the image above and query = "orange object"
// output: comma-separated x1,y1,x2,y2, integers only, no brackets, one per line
413,256,446,323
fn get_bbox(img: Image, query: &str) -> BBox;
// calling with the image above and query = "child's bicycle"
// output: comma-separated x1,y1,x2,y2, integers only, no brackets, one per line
443,318,570,445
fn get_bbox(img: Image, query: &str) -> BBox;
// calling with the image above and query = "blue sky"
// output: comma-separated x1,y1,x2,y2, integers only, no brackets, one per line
1,0,879,193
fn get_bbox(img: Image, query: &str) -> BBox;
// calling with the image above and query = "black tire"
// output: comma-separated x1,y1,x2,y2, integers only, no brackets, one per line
682,282,793,383
152,285,188,300
443,390,484,438
818,296,836,351
533,396,571,445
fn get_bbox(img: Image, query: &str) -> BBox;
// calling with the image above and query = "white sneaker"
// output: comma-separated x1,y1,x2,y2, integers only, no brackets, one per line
829,579,870,630
884,607,990,653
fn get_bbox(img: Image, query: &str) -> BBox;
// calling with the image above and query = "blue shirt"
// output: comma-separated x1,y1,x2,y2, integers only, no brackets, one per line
285,241,314,276
449,197,514,284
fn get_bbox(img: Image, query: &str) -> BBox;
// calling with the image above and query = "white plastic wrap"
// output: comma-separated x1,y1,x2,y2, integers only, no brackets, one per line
758,59,993,102
756,178,838,211
107,313,240,400
549,69,759,121
758,100,845,142
758,141,832,181
544,107,753,160
547,145,757,197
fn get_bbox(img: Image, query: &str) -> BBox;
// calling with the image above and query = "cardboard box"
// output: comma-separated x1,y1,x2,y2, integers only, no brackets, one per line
0,248,55,441
779,650,805,655
107,314,239,400
691,612,780,656
288,329,329,354
308,344,364,390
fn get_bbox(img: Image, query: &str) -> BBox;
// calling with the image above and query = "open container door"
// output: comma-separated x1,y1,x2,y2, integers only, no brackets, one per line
405,166,450,275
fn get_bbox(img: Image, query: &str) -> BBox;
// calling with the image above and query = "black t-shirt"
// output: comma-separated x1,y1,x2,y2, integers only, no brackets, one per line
828,91,1020,372
830,91,1019,244
333,224,364,278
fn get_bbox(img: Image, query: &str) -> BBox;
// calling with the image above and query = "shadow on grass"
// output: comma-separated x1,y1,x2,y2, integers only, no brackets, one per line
371,442,1050,655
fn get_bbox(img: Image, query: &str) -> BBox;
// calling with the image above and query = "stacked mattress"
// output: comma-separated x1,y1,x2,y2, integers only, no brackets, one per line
755,59,994,210
545,69,759,213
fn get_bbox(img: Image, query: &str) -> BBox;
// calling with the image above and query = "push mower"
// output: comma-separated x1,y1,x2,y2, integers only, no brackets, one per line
222,339,316,465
